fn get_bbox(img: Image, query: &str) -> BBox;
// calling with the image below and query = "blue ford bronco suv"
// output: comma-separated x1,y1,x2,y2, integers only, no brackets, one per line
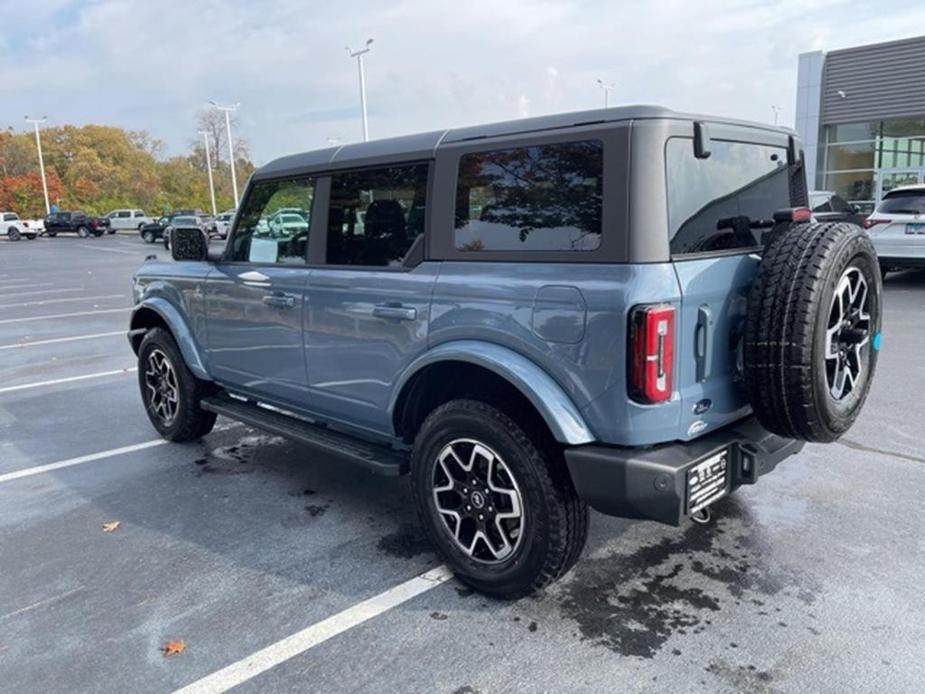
129,106,881,598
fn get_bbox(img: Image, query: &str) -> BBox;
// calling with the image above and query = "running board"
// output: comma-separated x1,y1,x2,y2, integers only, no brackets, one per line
201,394,408,476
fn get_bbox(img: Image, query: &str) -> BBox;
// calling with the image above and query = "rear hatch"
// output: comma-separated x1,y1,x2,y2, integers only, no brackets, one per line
865,188,925,260
666,133,800,441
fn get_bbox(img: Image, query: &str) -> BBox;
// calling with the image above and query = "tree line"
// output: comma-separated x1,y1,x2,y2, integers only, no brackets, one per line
0,110,255,218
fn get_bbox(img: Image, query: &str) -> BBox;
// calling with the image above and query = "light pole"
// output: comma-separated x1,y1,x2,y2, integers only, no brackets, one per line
596,80,615,108
346,39,374,142
209,100,240,207
771,105,781,126
24,116,50,215
198,130,217,216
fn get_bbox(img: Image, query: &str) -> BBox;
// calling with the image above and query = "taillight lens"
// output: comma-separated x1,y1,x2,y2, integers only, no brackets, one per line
629,304,675,404
863,218,890,229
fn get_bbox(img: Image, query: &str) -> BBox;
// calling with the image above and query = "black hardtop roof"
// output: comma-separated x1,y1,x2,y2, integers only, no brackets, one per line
254,104,795,180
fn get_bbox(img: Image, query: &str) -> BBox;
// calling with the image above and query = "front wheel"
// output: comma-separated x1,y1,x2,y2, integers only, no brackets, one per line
107,228,116,234
137,327,217,442
411,399,588,599
142,230,155,243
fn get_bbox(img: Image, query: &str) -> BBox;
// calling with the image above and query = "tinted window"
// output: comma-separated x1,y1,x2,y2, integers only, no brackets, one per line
326,164,428,266
3,213,17,221
878,190,925,215
666,138,791,254
231,177,315,264
454,140,603,251
116,211,131,218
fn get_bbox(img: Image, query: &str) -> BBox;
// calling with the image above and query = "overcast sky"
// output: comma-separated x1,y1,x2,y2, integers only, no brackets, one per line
2,0,925,165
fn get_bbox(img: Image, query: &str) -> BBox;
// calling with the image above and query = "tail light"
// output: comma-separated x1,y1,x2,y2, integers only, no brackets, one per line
863,218,890,230
629,304,675,404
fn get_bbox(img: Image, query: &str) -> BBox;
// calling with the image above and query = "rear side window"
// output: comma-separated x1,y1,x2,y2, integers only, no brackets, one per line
666,138,791,255
454,140,603,251
877,190,925,215
230,177,315,264
326,163,428,267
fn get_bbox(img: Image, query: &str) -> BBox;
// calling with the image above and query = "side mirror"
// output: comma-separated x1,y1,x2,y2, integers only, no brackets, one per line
171,227,209,262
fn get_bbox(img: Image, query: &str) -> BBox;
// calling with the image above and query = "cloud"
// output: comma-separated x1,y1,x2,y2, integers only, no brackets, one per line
2,0,925,165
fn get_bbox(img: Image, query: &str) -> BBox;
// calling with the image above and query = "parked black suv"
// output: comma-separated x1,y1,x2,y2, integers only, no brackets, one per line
44,211,110,237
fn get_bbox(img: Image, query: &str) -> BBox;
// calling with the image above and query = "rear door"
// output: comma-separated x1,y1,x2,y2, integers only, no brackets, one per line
666,133,798,440
204,176,316,407
305,162,435,434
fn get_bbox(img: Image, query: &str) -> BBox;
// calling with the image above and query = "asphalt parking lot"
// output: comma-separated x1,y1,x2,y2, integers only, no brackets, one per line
1,233,924,694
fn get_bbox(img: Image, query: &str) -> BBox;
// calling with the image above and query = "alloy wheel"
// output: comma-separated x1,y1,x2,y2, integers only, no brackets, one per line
144,348,180,425
432,438,525,563
824,266,871,400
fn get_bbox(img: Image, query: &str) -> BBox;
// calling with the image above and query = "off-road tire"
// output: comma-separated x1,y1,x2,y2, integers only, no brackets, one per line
8,227,21,241
137,327,217,442
744,222,881,442
411,399,589,599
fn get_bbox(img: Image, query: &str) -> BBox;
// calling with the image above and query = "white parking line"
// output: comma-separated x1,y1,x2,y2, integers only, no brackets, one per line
173,565,454,694
0,294,125,309
0,367,136,394
0,282,56,290
0,307,129,325
0,331,125,350
0,287,85,297
78,244,142,255
0,438,165,484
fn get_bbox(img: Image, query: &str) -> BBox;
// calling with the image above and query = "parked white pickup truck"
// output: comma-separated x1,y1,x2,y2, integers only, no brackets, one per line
1,212,42,241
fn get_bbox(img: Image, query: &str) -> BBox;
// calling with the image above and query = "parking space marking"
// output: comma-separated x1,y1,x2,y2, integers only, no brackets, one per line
0,287,85,297
0,307,129,325
0,438,164,484
0,331,125,350
0,282,56,290
78,244,144,255
0,367,136,394
173,565,453,694
0,294,125,309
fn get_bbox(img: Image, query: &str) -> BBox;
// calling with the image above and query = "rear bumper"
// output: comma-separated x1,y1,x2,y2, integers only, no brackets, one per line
564,415,803,526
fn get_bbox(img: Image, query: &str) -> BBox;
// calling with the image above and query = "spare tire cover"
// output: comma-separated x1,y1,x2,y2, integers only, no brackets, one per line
744,222,882,442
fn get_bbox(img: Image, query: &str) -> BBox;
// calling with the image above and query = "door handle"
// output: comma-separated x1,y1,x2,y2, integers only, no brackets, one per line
372,303,417,321
695,305,712,382
263,293,296,309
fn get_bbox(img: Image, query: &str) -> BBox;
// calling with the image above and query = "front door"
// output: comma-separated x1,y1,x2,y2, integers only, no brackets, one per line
306,162,434,435
204,176,316,408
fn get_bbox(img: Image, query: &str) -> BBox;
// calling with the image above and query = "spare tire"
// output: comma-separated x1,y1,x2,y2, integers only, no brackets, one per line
744,222,881,443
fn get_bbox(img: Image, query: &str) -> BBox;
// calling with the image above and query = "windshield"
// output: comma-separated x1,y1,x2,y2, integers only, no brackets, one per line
878,190,925,215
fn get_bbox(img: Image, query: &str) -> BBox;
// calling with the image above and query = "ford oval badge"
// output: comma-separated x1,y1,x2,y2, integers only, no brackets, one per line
693,398,712,415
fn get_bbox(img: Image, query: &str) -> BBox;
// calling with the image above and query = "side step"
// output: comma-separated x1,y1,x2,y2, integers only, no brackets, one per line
201,394,409,476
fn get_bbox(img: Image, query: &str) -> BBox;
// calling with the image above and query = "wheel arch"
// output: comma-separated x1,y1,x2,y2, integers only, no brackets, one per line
390,341,595,446
129,298,211,381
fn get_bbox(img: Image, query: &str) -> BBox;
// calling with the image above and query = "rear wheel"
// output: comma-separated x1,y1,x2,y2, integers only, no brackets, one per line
137,328,217,442
411,399,588,598
744,222,881,442
77,226,89,238
8,227,21,241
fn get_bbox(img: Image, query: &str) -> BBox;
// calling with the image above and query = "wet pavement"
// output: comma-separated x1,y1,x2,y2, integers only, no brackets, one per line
1,235,923,693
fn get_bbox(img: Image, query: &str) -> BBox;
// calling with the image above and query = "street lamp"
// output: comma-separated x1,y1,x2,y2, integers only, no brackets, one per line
596,80,615,108
209,100,240,207
346,38,374,142
24,115,50,215
198,130,217,216
771,105,781,126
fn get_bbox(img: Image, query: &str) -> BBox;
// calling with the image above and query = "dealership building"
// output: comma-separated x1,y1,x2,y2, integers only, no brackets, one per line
795,34,925,213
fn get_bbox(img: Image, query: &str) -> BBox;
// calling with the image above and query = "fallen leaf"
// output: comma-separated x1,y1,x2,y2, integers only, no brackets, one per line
161,640,186,657
102,521,121,533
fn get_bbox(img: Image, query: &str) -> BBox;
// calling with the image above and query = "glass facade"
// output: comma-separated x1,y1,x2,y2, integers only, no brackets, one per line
819,117,925,214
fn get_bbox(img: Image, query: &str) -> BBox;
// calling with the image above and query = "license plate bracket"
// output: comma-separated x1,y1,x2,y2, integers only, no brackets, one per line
686,449,729,514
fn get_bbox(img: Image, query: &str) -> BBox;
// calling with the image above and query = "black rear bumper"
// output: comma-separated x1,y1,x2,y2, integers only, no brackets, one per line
564,416,804,526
